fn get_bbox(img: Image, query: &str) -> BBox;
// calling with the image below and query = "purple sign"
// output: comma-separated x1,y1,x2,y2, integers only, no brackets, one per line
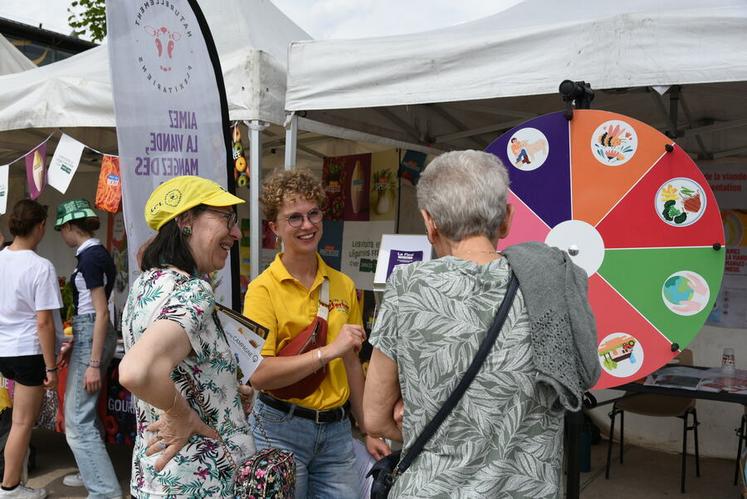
387,249,423,279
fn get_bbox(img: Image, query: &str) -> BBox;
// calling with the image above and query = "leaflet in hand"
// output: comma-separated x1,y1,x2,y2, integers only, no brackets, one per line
216,303,268,384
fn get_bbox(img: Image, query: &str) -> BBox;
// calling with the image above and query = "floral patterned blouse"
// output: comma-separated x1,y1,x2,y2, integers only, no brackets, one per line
122,268,255,498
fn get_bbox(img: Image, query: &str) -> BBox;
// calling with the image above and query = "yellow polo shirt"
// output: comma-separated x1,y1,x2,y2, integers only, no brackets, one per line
243,253,362,410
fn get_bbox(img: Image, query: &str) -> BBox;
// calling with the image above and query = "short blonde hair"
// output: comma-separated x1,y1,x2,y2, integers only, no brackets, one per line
261,169,326,221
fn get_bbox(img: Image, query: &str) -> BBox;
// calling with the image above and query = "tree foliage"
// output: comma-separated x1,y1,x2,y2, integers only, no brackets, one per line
68,0,107,42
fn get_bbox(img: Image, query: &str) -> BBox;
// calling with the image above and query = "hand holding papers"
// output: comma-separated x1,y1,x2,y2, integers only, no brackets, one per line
216,304,268,384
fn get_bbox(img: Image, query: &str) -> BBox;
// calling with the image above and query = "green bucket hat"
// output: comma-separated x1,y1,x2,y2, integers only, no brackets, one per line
54,199,98,231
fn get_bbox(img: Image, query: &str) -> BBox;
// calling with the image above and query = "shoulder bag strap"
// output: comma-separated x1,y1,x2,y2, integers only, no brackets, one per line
317,278,330,321
394,271,519,476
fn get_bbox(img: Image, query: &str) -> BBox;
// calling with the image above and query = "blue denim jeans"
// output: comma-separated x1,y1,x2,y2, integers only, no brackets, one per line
250,398,358,499
64,314,121,499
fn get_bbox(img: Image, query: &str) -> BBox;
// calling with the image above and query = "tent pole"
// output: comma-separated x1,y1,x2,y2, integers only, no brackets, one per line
248,120,266,280
284,113,298,170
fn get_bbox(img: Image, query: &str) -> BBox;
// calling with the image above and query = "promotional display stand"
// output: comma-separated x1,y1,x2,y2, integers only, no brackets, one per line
489,109,725,389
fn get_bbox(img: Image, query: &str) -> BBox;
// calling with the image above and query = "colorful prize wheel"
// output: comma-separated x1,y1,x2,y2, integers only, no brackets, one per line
487,110,725,389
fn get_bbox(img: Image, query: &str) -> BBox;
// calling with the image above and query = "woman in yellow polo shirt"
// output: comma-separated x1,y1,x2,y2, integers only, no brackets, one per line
244,169,368,498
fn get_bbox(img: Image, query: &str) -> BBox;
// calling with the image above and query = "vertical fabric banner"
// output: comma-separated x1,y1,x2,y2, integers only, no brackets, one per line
48,133,85,194
107,0,234,305
0,164,8,215
25,143,46,200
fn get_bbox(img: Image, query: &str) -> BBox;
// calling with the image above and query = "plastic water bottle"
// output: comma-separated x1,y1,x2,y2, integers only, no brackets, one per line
722,347,736,389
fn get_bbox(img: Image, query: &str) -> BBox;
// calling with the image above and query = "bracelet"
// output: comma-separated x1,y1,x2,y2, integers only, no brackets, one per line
316,348,325,369
45,367,58,373
88,359,101,368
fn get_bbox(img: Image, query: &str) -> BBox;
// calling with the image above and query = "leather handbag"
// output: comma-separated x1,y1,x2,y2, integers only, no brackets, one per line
368,272,519,498
270,278,330,400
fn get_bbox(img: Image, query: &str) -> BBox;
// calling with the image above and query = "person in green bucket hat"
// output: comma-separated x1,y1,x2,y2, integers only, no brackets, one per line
55,199,122,499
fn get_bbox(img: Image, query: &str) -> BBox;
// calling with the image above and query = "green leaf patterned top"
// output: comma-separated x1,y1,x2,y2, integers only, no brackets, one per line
370,257,564,498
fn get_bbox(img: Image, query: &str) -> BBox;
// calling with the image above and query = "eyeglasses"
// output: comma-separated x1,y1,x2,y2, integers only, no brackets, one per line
282,208,323,228
204,207,238,230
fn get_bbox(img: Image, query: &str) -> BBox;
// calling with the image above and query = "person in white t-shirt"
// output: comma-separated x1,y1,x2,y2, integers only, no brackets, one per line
0,200,62,499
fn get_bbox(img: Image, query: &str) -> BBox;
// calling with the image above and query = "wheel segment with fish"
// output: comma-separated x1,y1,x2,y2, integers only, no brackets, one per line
487,110,725,389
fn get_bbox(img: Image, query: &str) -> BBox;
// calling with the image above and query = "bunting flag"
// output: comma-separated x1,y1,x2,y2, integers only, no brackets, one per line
107,0,236,306
48,133,85,194
95,155,122,213
25,143,46,200
0,164,9,215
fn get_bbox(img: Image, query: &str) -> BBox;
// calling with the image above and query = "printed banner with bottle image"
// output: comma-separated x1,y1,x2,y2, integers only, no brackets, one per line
106,0,234,305
320,151,400,290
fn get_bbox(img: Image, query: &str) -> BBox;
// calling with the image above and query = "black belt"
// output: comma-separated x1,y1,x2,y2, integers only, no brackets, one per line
259,393,349,424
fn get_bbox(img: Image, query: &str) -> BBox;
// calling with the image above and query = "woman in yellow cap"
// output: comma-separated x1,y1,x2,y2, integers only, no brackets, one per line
119,176,255,498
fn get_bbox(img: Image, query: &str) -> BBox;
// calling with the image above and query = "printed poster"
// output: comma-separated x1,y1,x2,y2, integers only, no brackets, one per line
702,161,747,328
323,153,371,222
319,220,344,270
708,209,747,328
370,150,399,222
321,151,401,290
341,221,396,291
701,161,747,210
48,134,85,194
373,234,432,290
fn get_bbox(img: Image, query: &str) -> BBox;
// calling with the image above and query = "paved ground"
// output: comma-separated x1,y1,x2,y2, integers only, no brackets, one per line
24,430,131,499
581,437,741,499
21,428,743,498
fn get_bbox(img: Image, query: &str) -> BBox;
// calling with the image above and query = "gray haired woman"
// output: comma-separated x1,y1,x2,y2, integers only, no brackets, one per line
363,150,600,498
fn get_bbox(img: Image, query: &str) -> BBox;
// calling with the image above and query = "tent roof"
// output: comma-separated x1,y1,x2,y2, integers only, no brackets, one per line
0,0,309,137
286,0,747,111
284,0,747,160
0,34,34,75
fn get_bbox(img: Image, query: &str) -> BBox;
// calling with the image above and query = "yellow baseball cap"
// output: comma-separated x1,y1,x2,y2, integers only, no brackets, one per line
144,176,245,230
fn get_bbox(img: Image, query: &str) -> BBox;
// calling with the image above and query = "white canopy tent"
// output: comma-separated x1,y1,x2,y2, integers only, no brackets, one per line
0,0,310,278
286,0,747,161
0,34,34,75
284,0,747,461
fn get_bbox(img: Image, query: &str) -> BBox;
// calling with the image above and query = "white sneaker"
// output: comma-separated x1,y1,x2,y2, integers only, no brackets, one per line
62,473,84,487
0,484,48,498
